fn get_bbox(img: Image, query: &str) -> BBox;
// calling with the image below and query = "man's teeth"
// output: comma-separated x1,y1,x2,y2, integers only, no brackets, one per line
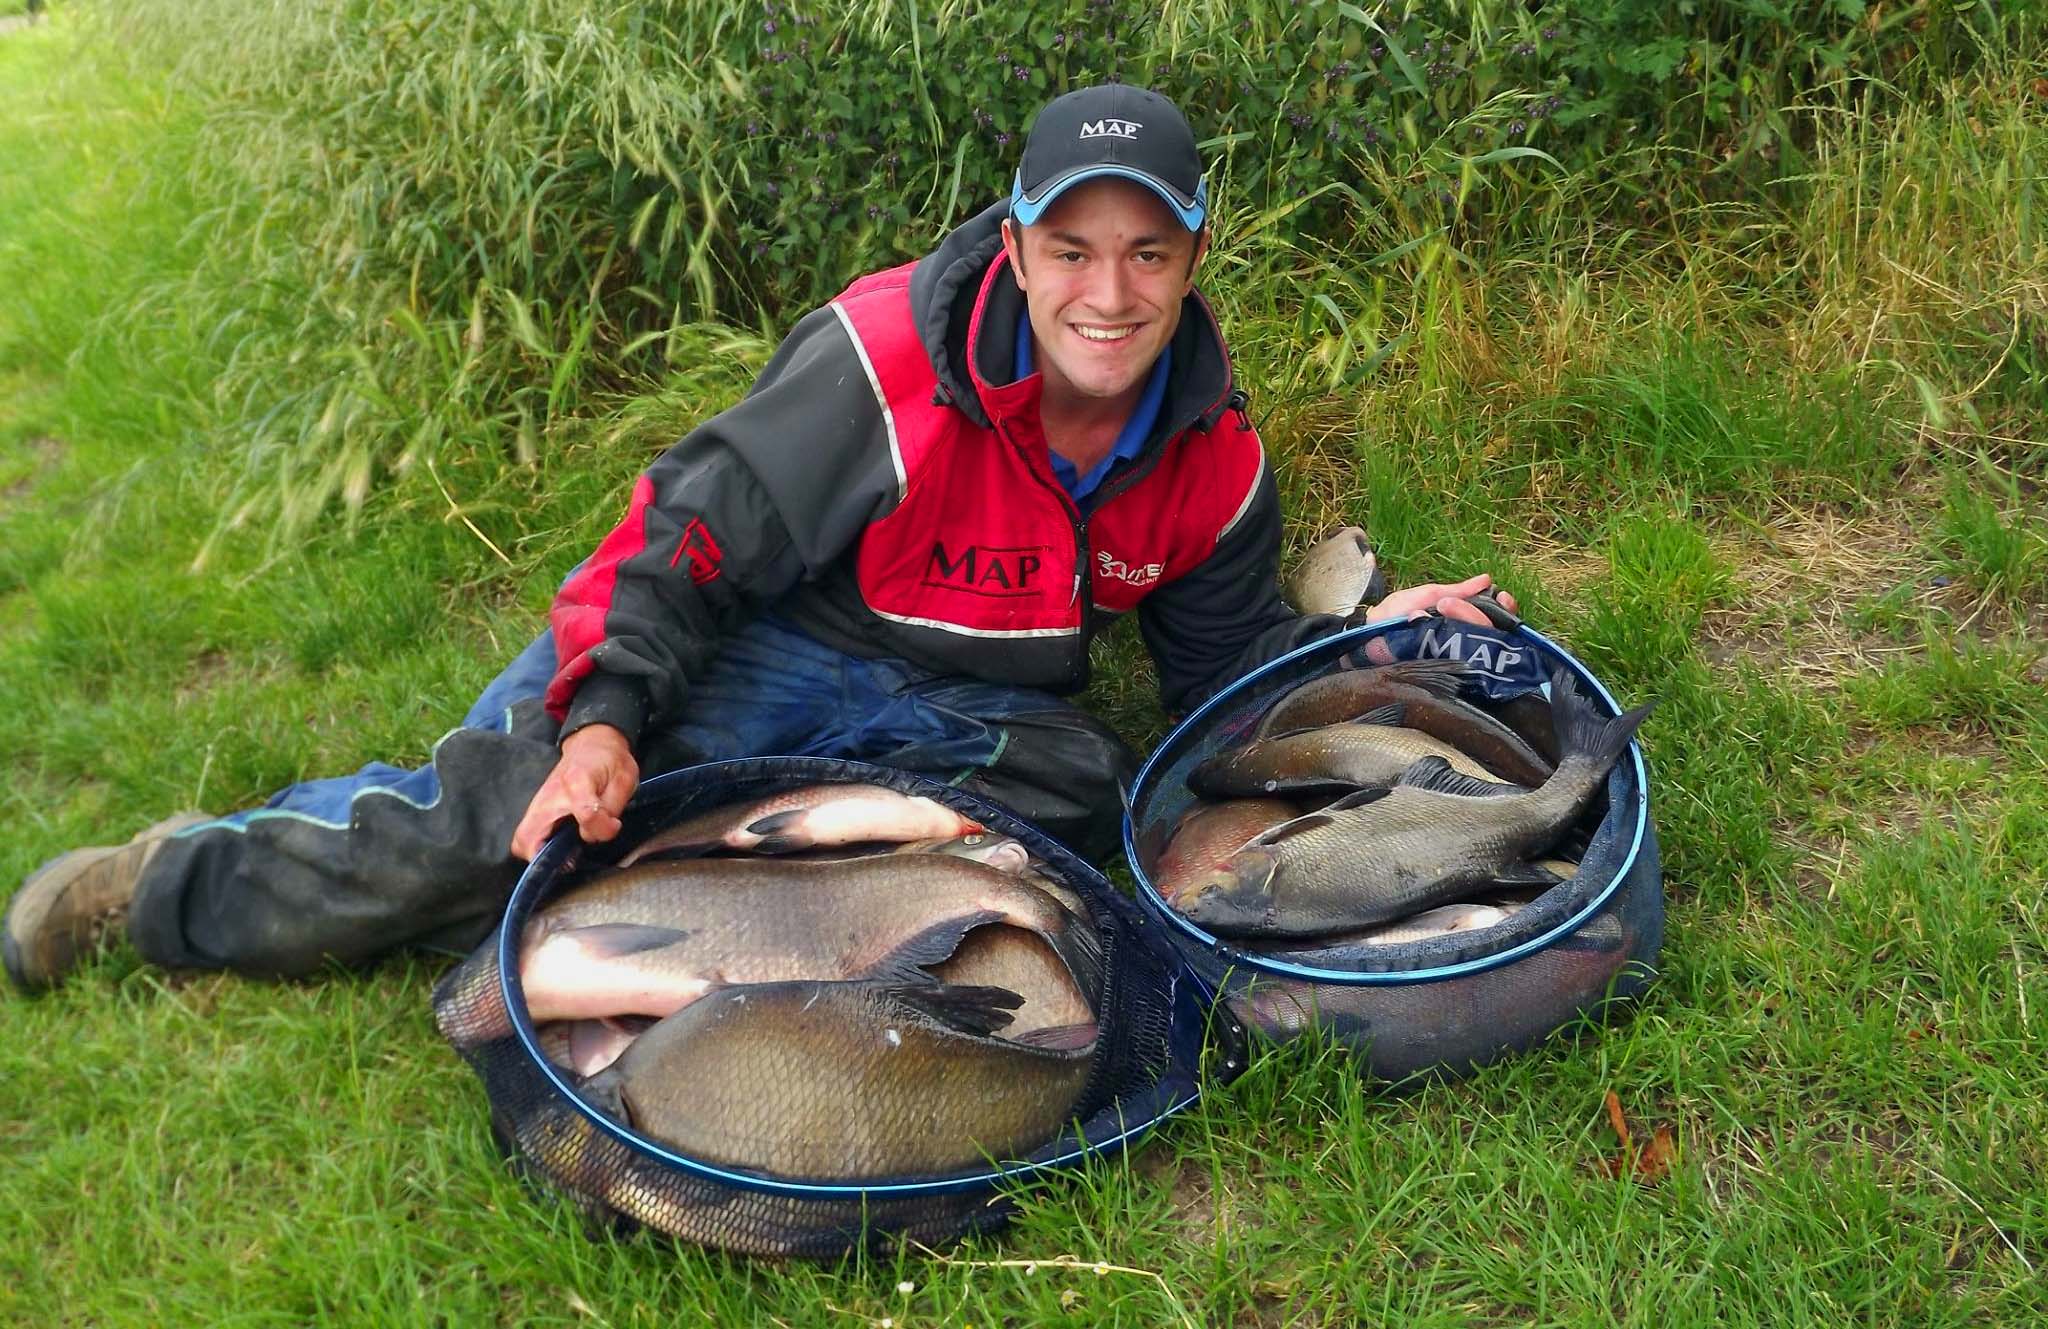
1075,325,1137,342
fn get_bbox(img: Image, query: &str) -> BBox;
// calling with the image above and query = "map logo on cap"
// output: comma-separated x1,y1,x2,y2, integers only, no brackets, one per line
1010,84,1208,231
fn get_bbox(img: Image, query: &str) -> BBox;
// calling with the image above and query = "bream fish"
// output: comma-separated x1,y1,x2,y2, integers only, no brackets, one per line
619,784,982,864
1282,526,1385,617
1255,658,1555,787
582,980,1096,1179
1175,671,1649,939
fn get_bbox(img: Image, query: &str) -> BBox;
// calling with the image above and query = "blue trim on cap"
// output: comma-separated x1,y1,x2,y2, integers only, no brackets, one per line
1011,167,1207,230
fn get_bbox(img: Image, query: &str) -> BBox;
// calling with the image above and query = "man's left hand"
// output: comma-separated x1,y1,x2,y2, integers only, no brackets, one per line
1357,573,1518,628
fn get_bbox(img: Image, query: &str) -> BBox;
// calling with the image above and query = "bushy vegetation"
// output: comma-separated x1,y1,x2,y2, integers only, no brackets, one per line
94,0,2030,541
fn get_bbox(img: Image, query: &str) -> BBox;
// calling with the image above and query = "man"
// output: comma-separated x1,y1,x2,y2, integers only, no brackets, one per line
4,83,1511,992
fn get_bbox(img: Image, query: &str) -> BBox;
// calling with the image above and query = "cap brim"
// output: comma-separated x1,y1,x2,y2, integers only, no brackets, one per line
1010,167,1207,231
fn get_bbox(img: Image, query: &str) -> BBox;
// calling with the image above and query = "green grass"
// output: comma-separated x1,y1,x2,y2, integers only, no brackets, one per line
4,11,2048,1328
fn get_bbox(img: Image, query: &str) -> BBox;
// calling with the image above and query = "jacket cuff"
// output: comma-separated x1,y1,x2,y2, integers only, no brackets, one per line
559,673,653,750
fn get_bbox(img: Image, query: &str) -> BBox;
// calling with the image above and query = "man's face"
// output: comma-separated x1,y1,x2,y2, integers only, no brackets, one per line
1001,179,1209,406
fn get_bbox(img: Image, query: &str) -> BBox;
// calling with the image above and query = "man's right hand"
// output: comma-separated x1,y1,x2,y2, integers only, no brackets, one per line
511,723,640,861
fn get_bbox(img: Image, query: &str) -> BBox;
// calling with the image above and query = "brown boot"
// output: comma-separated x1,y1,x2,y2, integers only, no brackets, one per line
3,812,212,992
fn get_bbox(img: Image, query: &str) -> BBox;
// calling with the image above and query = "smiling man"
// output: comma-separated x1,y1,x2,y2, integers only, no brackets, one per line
8,83,1513,990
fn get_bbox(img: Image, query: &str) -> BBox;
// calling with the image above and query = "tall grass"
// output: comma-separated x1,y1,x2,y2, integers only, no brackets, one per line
82,0,2034,550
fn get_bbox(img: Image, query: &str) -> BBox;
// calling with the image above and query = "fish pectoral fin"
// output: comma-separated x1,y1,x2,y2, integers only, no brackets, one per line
888,982,1023,1038
617,841,714,867
578,1069,629,1122
1342,702,1408,727
1395,756,1520,798
1492,861,1567,887
560,923,693,959
1318,786,1395,814
741,808,819,854
1250,812,1339,845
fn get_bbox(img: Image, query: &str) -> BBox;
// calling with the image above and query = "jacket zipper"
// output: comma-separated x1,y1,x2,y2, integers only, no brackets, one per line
999,419,1094,689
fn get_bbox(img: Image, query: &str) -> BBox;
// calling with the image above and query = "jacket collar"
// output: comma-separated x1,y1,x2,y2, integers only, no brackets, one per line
906,202,1240,441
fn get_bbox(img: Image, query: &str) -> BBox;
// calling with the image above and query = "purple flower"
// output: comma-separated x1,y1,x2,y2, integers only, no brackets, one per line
754,240,770,257
1542,27,1558,40
1509,119,1527,135
762,19,776,33
1370,43,1384,58
1052,32,1064,47
1514,41,1536,57
867,204,883,218
1015,66,1029,80
996,131,1012,146
765,181,780,196
824,130,837,144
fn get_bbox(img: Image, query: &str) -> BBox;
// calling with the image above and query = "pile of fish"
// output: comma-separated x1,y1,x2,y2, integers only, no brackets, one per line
438,783,1104,1181
1152,659,1652,958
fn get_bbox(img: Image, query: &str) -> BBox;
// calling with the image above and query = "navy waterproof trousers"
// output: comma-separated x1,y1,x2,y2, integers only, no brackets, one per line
128,618,1137,978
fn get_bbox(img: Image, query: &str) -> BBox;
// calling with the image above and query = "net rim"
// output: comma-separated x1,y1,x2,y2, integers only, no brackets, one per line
496,756,1217,1200
1125,622,1651,988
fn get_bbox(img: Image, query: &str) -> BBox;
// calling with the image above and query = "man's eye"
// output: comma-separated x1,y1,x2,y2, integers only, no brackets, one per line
1056,251,1085,263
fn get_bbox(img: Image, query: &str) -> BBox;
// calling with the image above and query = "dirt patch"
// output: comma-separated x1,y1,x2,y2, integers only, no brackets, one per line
1686,493,2044,685
2,435,66,506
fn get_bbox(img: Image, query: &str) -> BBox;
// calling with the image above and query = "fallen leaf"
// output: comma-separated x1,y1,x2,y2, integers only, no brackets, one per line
2033,77,2048,101
1603,1090,1632,1150
1633,1125,1677,1184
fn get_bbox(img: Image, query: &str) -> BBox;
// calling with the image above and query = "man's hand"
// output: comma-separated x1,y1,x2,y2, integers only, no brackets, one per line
511,723,640,861
1360,574,1518,628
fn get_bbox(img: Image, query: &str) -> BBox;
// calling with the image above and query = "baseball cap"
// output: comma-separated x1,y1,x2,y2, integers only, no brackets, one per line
1009,84,1208,231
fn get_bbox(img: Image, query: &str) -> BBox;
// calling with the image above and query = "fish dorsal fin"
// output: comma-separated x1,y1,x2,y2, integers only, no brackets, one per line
1342,702,1408,727
887,982,1023,1038
1395,757,1520,799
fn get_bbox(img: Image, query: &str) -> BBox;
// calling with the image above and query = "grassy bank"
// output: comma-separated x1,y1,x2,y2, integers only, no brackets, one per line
3,9,2046,1328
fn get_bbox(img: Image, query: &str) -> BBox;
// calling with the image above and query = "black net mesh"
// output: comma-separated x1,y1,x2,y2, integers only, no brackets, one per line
1126,622,1663,1084
434,757,1242,1259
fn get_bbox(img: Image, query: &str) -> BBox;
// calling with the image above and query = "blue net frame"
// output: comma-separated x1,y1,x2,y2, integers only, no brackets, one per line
1124,620,1664,1083
434,756,1247,1258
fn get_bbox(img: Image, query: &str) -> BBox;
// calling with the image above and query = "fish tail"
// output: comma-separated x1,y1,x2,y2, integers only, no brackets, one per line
1551,670,1655,776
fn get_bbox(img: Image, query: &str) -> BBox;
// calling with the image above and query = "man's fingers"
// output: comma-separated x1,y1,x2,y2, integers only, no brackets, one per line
511,803,569,862
1436,597,1492,627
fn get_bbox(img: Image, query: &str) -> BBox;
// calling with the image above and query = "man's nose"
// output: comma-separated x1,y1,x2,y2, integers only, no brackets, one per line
1087,260,1133,314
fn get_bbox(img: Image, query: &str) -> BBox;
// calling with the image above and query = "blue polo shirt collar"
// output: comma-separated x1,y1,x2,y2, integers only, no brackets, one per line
1015,310,1171,503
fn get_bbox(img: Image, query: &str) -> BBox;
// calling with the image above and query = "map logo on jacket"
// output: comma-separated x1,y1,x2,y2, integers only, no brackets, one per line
924,542,1045,598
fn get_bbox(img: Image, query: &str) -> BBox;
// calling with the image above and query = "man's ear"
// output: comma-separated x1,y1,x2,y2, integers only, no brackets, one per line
1000,217,1027,286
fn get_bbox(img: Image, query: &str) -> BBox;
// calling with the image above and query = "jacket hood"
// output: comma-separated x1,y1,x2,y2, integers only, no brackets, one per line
906,201,1240,439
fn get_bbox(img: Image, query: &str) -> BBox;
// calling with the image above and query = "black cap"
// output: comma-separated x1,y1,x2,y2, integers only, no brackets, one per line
1010,84,1208,231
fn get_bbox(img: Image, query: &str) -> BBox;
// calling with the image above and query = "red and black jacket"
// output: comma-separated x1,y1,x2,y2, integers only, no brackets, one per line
546,202,1338,746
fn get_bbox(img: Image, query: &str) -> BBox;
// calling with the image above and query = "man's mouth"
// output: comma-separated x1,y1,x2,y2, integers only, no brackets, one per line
1073,324,1139,343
